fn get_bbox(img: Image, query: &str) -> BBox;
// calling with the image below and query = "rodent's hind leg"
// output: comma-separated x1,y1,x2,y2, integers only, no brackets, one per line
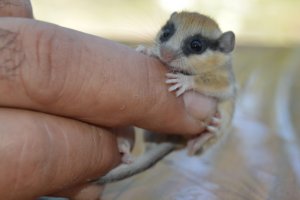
117,137,134,164
187,132,214,155
187,112,221,155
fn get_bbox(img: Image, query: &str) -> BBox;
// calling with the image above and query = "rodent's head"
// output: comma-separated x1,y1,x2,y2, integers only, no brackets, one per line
153,11,235,74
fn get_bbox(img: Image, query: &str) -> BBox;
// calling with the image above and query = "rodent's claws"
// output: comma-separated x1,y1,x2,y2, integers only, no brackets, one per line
207,125,218,133
168,83,181,92
211,117,221,125
166,73,179,78
165,79,179,84
207,113,222,132
176,87,186,96
166,73,194,96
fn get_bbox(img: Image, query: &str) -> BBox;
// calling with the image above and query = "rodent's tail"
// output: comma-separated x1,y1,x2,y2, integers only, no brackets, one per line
91,143,176,184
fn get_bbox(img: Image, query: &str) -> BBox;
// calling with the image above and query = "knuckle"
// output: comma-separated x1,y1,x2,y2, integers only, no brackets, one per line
0,0,33,18
20,23,76,106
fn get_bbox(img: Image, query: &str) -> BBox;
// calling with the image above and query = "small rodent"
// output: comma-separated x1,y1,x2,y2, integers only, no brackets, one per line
93,11,236,184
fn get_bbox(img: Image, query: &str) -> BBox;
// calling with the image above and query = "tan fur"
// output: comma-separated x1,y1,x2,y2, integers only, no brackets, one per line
188,50,230,73
171,11,221,39
193,71,234,100
153,12,222,60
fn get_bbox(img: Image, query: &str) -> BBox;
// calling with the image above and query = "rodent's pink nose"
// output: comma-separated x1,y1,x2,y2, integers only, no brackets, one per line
160,47,176,63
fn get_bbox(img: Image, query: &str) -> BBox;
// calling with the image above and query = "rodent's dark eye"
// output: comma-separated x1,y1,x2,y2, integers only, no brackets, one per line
159,22,175,43
162,29,171,39
182,35,210,56
190,40,206,53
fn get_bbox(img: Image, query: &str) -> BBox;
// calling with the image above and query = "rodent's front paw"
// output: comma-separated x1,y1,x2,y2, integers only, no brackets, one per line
166,73,194,96
136,45,148,54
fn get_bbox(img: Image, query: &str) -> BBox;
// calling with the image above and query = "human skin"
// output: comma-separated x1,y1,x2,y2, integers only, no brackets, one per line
0,1,216,199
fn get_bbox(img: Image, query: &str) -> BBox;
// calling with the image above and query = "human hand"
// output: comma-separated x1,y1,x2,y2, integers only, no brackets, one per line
0,1,216,199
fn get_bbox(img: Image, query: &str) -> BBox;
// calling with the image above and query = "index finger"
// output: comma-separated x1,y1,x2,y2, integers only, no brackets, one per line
0,17,216,135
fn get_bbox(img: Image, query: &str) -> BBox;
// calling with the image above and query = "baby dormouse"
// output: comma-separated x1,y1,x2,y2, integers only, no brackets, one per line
139,11,236,154
95,11,237,184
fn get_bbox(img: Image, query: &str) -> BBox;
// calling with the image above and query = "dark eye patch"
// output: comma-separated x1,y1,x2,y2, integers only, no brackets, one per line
182,34,219,56
159,22,175,43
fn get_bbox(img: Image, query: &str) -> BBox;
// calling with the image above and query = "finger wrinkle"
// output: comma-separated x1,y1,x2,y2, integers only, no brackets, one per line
129,57,161,124
10,131,28,199
143,58,158,107
0,28,24,80
88,127,120,176
43,120,84,188
36,118,75,194
0,28,17,51
59,125,82,184
0,0,33,18
40,120,58,187
86,126,112,177
81,126,105,180
20,23,68,106
0,0,19,8
88,126,101,167
66,41,92,108
134,57,172,128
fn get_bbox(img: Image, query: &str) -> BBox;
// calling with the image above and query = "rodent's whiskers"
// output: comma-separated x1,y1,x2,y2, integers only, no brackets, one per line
175,50,184,58
152,40,160,47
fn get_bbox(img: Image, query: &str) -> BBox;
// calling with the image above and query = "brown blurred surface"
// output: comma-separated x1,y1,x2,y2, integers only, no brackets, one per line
102,45,300,200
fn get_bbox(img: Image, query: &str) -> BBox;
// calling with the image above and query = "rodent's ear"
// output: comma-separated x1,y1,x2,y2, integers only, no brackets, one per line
218,31,235,53
171,12,178,18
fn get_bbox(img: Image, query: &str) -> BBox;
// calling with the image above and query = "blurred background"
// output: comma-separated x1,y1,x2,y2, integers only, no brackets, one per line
31,0,300,46
31,1,300,199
